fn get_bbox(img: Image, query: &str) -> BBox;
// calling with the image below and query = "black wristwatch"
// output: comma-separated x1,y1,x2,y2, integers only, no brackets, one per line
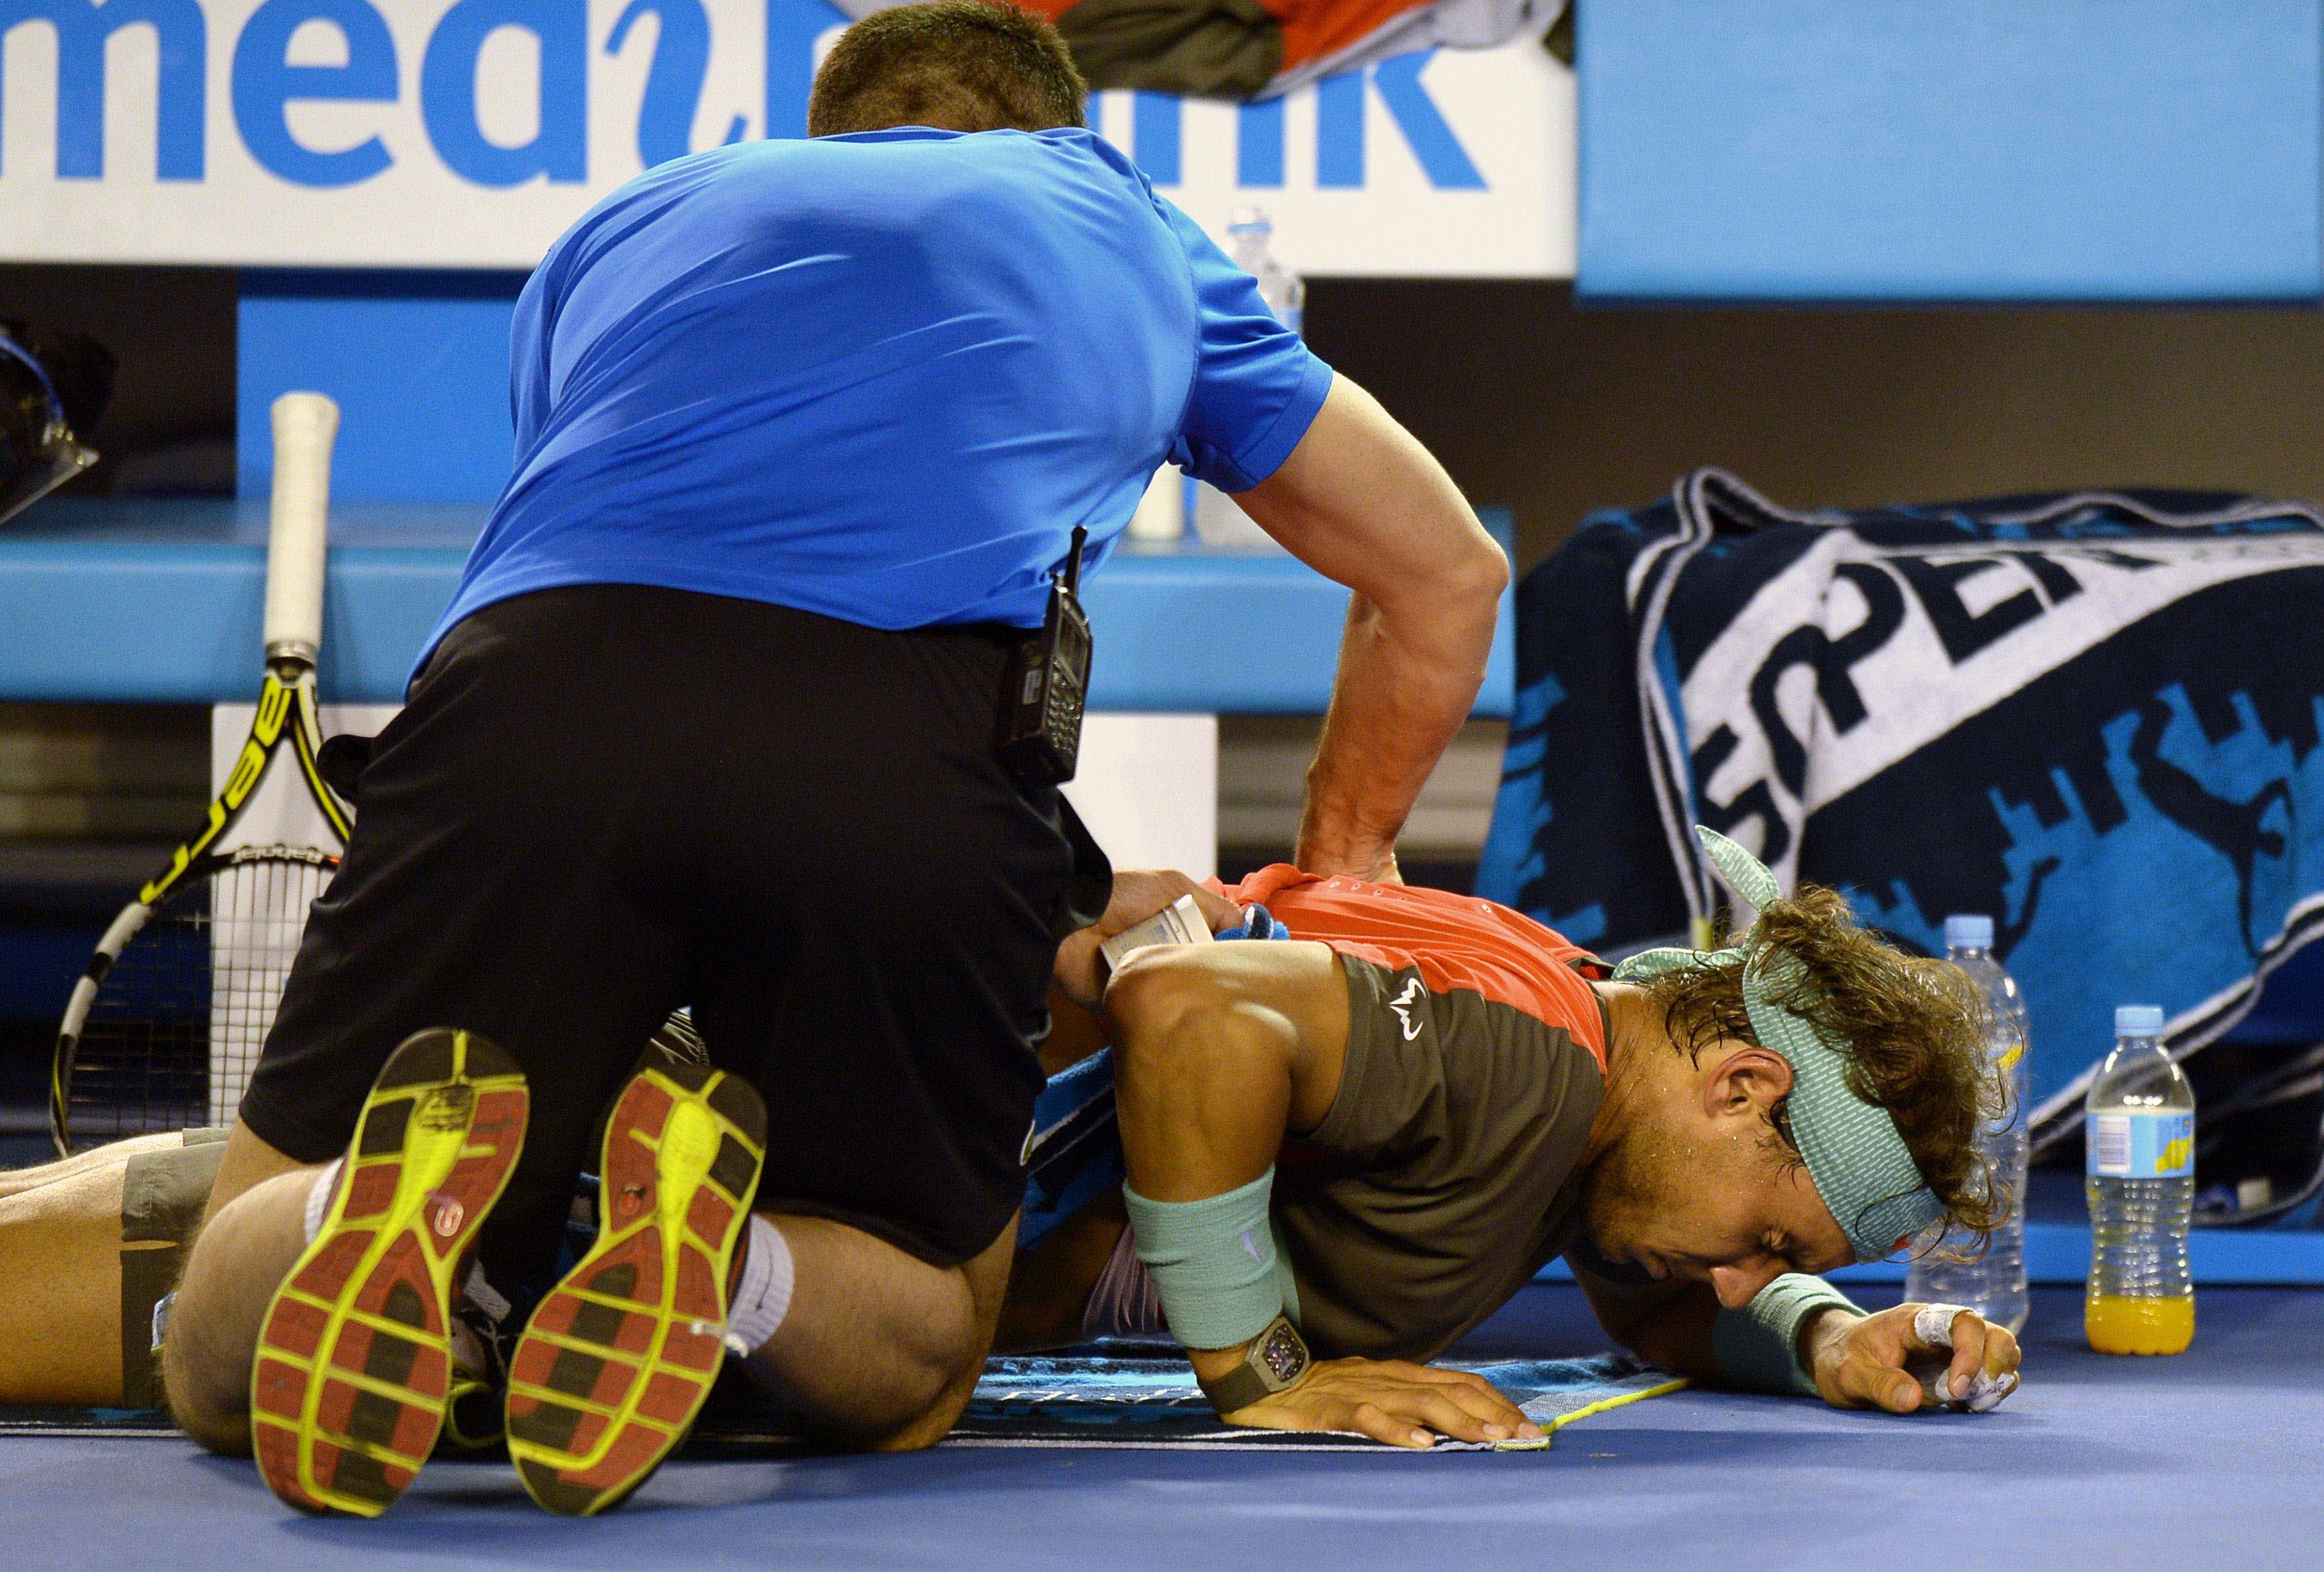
1198,1314,1311,1414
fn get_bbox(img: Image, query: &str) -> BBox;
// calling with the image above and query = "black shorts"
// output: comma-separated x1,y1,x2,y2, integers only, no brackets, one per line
241,584,1111,1287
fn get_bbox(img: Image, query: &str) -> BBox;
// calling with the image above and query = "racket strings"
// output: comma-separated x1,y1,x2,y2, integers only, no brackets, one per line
69,855,331,1147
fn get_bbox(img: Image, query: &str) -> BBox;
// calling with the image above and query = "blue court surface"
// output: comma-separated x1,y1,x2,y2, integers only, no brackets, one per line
3,1282,2315,1571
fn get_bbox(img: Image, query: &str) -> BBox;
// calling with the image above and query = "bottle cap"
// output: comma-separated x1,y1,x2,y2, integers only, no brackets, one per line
2115,1005,2165,1037
1943,914,1993,950
1227,205,1272,236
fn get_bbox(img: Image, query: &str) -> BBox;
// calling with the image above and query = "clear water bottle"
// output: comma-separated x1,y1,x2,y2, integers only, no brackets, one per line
1193,210,1305,548
1226,206,1304,334
1127,462,1185,541
1905,914,2030,1334
2084,1005,2196,1355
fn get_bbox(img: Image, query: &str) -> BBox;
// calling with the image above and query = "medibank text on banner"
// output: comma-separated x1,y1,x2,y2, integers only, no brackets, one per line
0,0,1574,276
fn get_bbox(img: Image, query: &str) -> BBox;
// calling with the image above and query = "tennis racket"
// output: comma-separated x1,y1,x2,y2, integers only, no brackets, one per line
50,392,355,1155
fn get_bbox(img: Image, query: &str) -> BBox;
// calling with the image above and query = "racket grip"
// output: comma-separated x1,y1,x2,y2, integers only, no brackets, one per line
264,392,340,664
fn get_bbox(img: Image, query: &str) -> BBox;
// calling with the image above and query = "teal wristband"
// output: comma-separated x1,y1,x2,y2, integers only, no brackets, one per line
1711,1273,1862,1397
1123,1169,1287,1352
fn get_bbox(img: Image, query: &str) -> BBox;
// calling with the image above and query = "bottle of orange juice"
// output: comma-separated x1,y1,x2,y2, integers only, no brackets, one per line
2084,1006,2196,1354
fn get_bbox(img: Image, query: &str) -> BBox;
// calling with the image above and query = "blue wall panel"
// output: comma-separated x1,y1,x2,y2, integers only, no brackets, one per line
1578,0,2324,301
238,272,524,505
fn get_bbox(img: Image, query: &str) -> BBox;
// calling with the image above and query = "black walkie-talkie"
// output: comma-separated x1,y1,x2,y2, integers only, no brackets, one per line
1000,525,1092,787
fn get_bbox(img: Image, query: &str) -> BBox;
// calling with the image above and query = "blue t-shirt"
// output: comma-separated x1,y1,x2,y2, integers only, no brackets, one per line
417,127,1334,679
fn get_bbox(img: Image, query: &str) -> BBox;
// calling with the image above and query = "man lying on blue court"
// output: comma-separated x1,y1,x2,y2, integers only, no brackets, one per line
0,826,2020,1453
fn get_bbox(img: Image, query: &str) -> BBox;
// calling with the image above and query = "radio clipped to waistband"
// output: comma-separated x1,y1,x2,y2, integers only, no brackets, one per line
1000,526,1092,788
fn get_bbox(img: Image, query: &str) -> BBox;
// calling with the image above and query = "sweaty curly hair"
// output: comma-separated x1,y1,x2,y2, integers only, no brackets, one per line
1637,883,2012,1255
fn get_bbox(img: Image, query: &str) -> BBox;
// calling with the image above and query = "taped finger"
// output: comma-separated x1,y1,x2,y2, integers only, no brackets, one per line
1913,1363,2019,1413
1912,1303,1971,1349
1965,1368,2019,1413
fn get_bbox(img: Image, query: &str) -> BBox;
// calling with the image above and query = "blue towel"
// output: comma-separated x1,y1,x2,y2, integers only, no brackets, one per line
1479,470,2324,1151
1021,1050,1125,1254
1215,902,1291,942
957,1352,1683,1450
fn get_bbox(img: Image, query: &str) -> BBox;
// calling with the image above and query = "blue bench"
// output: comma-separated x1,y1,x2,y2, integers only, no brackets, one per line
0,498,1514,713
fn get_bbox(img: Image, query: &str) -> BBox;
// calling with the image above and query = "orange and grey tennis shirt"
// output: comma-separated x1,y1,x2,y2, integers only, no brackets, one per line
1215,865,1610,1363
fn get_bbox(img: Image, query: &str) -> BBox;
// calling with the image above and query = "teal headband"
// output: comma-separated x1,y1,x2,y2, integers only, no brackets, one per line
1611,827,1944,1263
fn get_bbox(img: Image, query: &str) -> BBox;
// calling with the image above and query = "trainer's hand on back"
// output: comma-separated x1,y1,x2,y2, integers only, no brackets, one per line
1221,1357,1543,1450
1051,870,1244,1010
1804,1303,2022,1414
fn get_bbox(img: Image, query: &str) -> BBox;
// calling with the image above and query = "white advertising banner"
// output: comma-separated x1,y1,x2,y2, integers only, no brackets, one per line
0,0,1574,277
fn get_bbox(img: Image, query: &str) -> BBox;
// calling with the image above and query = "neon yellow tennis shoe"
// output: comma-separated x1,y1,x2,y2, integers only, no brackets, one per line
505,1061,765,1515
250,1029,529,1516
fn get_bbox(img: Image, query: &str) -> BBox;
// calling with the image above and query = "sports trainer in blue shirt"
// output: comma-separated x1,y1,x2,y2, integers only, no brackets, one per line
174,3,1506,1514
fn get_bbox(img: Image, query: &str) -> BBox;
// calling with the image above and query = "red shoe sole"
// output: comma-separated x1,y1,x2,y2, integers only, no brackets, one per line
249,1029,527,1516
506,1062,765,1515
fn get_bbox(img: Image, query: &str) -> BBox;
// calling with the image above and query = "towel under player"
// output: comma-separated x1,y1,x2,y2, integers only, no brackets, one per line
162,1,1510,1516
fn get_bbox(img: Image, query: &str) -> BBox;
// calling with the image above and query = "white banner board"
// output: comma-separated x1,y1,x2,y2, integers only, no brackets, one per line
0,0,1573,277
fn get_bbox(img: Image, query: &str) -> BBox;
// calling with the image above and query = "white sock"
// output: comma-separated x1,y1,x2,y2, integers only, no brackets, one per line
448,1316,488,1379
461,1260,511,1326
723,1215,795,1356
302,1156,344,1245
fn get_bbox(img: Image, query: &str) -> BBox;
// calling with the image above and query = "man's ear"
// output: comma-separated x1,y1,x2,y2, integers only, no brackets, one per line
1703,1047,1795,1123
